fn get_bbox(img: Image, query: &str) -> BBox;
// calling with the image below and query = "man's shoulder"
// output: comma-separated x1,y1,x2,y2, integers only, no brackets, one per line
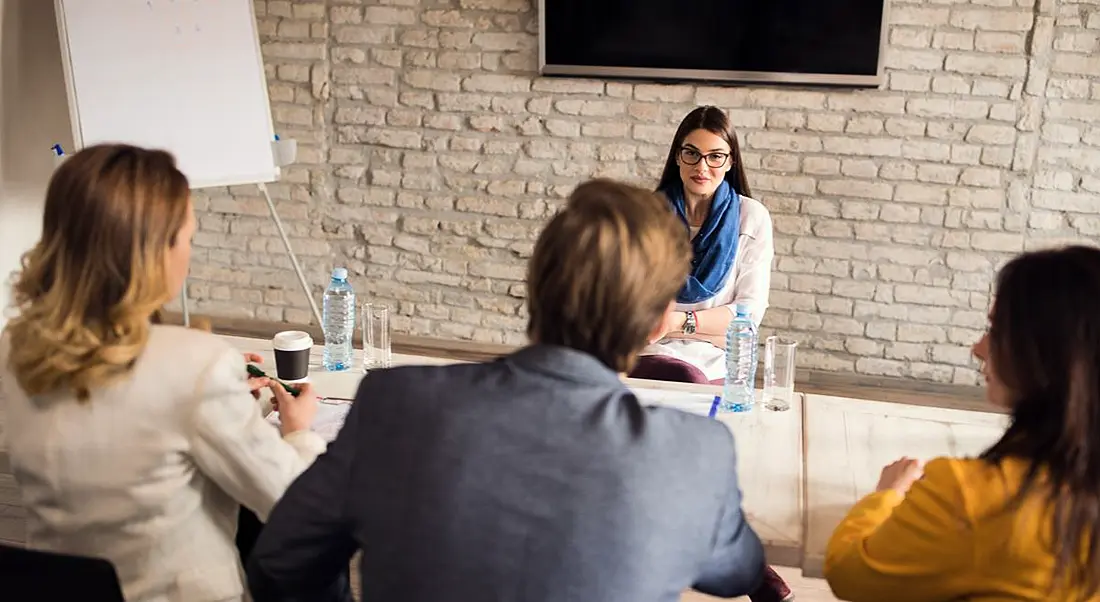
368,359,489,382
353,360,498,402
641,404,737,454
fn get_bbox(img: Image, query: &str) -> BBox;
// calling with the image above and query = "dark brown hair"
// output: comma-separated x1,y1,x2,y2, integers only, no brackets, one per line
656,106,752,198
526,179,691,372
980,245,1100,596
4,144,190,400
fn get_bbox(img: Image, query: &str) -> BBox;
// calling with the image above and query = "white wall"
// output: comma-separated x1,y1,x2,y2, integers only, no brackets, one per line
0,0,73,328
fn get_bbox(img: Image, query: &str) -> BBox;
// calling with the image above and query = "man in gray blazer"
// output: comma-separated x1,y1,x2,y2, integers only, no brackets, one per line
247,179,769,601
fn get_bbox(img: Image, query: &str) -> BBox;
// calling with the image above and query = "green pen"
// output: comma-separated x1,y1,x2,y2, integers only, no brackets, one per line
246,364,301,397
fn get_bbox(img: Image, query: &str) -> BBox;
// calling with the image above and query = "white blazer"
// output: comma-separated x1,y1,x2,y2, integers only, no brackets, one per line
0,325,326,602
642,196,775,381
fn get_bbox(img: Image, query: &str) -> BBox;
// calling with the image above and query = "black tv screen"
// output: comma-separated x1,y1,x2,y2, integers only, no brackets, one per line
539,0,888,87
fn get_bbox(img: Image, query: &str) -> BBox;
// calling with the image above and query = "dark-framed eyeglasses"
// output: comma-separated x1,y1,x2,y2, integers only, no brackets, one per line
679,147,730,169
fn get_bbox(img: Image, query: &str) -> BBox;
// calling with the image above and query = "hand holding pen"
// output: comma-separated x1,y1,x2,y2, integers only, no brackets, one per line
244,361,319,435
246,363,300,397
243,353,269,400
268,381,319,436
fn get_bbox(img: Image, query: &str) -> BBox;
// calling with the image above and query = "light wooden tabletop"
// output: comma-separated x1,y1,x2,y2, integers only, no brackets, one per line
224,335,807,567
801,393,1007,577
1,334,1012,601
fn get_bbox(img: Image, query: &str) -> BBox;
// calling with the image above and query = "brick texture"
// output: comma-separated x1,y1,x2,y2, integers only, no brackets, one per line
177,0,1100,385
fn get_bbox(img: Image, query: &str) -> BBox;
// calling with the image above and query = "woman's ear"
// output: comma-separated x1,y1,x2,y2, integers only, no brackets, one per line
190,316,213,333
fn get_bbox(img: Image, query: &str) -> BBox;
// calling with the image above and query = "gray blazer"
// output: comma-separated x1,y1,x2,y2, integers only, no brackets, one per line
247,345,766,601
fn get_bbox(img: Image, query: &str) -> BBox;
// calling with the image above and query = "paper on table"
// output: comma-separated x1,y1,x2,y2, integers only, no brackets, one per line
263,387,721,441
631,387,718,417
266,402,352,442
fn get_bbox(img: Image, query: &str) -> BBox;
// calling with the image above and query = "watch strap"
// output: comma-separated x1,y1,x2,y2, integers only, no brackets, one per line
682,311,697,335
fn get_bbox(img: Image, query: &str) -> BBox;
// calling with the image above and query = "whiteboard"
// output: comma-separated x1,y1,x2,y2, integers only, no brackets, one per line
54,0,277,189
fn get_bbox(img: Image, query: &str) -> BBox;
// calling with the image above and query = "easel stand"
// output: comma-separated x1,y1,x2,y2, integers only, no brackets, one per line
180,137,323,330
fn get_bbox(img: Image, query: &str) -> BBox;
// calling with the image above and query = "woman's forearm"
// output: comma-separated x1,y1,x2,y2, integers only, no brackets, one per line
658,306,733,348
662,302,762,347
662,331,725,349
692,305,735,337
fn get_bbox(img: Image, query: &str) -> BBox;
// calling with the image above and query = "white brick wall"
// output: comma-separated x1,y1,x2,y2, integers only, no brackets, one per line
178,0,1100,385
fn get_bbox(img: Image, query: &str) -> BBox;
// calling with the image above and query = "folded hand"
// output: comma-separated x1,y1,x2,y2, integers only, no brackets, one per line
875,457,924,495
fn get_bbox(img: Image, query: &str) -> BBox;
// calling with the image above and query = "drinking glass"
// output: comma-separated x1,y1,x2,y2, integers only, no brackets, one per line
763,336,797,412
361,303,391,371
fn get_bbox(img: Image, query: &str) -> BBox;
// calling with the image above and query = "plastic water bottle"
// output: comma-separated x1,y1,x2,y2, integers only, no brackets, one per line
722,303,758,412
322,267,356,371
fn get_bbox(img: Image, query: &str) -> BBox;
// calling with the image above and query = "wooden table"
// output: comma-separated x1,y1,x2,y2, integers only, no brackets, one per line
223,334,457,402
2,332,1013,601
801,394,1008,577
226,336,807,567
626,379,805,567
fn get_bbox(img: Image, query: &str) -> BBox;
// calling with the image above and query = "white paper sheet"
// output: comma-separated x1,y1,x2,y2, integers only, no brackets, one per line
631,387,720,417
264,387,721,443
266,401,352,442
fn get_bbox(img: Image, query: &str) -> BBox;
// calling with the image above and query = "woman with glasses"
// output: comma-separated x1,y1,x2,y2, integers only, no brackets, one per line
632,106,787,602
635,106,775,385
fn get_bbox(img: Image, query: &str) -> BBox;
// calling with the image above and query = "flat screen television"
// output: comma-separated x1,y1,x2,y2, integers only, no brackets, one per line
538,0,890,88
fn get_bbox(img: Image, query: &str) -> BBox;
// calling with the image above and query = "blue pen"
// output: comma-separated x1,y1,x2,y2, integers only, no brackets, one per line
707,395,720,418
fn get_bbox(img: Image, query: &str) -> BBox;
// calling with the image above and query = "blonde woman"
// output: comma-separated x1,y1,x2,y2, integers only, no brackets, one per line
0,144,325,602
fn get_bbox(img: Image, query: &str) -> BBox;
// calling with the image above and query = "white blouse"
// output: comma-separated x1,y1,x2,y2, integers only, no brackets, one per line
641,196,775,381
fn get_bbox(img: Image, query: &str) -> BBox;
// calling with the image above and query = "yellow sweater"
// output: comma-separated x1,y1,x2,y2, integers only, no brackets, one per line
825,456,1097,602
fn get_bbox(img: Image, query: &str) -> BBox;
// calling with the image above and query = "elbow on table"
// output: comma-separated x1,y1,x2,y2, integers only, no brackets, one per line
822,553,876,602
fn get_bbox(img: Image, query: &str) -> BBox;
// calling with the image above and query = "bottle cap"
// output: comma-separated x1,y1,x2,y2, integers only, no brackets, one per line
734,303,751,317
332,267,348,280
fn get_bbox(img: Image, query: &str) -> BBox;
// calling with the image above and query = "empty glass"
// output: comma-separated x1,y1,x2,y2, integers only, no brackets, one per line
361,303,391,371
763,336,797,412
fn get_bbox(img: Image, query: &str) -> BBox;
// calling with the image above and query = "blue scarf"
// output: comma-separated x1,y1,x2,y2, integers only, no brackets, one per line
664,180,741,304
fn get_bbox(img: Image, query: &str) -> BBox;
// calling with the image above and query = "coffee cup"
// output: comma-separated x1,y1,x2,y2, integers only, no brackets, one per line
272,331,312,382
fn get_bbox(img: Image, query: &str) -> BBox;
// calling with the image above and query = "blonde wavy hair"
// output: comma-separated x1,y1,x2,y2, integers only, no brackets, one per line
4,144,190,401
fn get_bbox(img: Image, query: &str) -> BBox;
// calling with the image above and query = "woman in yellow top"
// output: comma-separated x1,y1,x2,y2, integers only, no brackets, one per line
825,245,1100,602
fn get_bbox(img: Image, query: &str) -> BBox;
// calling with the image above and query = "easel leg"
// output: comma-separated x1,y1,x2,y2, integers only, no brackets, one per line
259,182,324,329
181,277,191,328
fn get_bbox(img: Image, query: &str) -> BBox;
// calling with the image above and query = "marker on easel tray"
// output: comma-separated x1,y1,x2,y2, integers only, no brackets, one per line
271,134,297,167
708,395,721,419
50,144,66,168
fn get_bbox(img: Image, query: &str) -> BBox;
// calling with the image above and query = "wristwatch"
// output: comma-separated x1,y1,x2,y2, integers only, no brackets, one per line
682,311,697,335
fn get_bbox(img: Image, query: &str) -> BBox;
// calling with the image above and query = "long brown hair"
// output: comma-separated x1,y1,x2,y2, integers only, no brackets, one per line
527,179,691,372
656,106,752,198
980,245,1100,596
4,144,190,400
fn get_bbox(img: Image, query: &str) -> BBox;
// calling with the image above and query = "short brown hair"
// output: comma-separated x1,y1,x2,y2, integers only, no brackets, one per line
526,179,691,372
